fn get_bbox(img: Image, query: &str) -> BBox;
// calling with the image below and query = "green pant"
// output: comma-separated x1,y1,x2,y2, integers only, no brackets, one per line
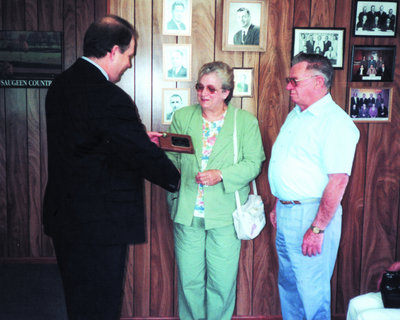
173,218,241,320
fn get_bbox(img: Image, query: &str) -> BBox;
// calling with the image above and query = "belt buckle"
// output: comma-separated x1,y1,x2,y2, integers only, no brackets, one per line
280,200,301,205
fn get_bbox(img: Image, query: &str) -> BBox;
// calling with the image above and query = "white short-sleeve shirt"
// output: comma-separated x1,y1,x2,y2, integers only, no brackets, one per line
268,94,360,200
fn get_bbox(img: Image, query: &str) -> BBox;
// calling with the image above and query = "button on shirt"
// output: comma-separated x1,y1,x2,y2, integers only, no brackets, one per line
268,94,360,200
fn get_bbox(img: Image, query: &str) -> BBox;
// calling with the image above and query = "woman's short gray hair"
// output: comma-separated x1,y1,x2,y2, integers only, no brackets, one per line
198,61,234,104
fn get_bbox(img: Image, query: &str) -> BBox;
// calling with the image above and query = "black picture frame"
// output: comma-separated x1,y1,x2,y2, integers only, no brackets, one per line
350,45,396,82
352,0,398,37
0,31,63,88
292,27,346,69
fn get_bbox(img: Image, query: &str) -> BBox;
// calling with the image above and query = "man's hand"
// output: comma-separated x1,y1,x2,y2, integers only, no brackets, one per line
270,210,277,229
270,198,278,229
147,131,163,146
302,228,324,257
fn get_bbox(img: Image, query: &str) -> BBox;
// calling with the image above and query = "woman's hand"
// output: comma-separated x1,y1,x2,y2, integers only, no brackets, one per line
195,170,222,186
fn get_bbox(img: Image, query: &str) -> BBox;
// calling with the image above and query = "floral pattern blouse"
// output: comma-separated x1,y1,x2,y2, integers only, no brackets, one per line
193,111,226,218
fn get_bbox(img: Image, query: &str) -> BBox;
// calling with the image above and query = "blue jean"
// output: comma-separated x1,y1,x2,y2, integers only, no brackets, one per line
276,201,342,320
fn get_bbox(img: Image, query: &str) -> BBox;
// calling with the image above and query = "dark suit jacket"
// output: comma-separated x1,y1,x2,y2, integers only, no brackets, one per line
44,58,180,245
168,66,187,78
167,19,186,30
233,24,260,45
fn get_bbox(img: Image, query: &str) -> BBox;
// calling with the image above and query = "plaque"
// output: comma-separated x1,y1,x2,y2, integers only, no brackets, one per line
159,133,194,154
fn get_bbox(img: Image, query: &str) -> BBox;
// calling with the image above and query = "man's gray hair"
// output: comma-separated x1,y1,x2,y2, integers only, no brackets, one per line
292,52,334,89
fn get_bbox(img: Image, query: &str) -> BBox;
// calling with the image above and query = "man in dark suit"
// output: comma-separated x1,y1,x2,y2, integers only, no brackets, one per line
167,49,187,78
233,7,260,45
44,15,180,320
167,1,186,30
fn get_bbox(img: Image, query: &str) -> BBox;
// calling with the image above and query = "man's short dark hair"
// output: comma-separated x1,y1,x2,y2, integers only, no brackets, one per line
237,7,250,15
83,15,137,58
172,1,185,11
292,52,334,89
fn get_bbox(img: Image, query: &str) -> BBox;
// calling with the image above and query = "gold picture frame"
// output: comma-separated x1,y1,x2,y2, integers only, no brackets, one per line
222,0,268,52
348,86,392,122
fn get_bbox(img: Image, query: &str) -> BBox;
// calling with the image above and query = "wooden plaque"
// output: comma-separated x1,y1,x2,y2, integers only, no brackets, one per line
159,133,194,154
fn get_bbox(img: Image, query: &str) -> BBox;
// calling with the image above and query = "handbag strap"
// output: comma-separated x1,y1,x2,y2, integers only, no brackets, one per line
233,109,258,213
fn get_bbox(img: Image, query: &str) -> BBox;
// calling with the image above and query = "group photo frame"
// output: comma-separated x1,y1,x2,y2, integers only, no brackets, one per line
222,0,268,52
233,68,253,97
352,0,398,37
162,88,190,124
163,43,192,82
349,45,396,82
162,0,192,36
292,27,345,69
348,86,392,122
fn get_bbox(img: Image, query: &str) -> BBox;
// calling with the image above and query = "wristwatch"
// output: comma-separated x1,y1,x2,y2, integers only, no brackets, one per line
310,225,324,234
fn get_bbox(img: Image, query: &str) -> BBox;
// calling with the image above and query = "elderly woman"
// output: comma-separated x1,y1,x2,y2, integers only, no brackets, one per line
166,61,265,320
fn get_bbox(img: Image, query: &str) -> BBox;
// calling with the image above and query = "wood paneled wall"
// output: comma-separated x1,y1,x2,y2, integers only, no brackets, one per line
0,0,399,317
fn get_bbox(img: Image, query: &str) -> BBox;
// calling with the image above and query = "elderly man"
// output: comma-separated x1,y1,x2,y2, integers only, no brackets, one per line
268,53,360,320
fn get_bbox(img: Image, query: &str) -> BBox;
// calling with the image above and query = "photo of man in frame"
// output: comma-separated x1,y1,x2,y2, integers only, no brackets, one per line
163,0,191,36
228,2,261,46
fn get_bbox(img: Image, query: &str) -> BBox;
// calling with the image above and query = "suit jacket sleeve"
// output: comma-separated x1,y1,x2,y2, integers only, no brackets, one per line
102,89,180,192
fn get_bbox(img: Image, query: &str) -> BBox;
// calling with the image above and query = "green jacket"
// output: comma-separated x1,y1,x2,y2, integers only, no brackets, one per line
166,104,265,229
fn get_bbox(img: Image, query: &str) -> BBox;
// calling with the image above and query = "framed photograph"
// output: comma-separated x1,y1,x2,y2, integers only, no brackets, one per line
163,43,191,81
350,45,396,82
233,68,253,97
222,0,268,52
353,1,398,37
292,27,345,69
348,87,392,122
163,0,192,36
0,31,62,88
162,88,190,124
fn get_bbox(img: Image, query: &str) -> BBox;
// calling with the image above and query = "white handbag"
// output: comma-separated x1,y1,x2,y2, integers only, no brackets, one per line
231,109,266,240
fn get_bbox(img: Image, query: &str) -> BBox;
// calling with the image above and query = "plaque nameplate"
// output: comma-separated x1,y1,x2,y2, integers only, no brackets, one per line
159,133,194,154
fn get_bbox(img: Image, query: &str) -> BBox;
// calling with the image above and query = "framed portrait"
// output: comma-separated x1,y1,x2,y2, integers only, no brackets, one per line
353,1,398,37
350,45,396,82
348,87,392,122
163,43,192,81
162,88,190,124
233,68,253,97
163,0,192,36
222,0,268,52
292,27,345,69
0,31,63,88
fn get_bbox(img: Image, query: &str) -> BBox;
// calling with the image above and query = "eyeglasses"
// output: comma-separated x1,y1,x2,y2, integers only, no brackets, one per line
285,75,318,87
195,83,220,94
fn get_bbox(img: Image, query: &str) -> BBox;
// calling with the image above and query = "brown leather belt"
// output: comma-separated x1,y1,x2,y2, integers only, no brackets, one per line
280,200,301,205
279,198,320,205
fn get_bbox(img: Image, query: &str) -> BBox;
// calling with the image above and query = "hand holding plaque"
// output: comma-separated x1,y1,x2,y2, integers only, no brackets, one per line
159,133,194,154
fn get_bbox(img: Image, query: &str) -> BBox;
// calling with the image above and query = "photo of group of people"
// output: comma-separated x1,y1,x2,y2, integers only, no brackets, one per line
348,88,392,122
292,28,345,69
350,46,395,82
354,1,397,36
